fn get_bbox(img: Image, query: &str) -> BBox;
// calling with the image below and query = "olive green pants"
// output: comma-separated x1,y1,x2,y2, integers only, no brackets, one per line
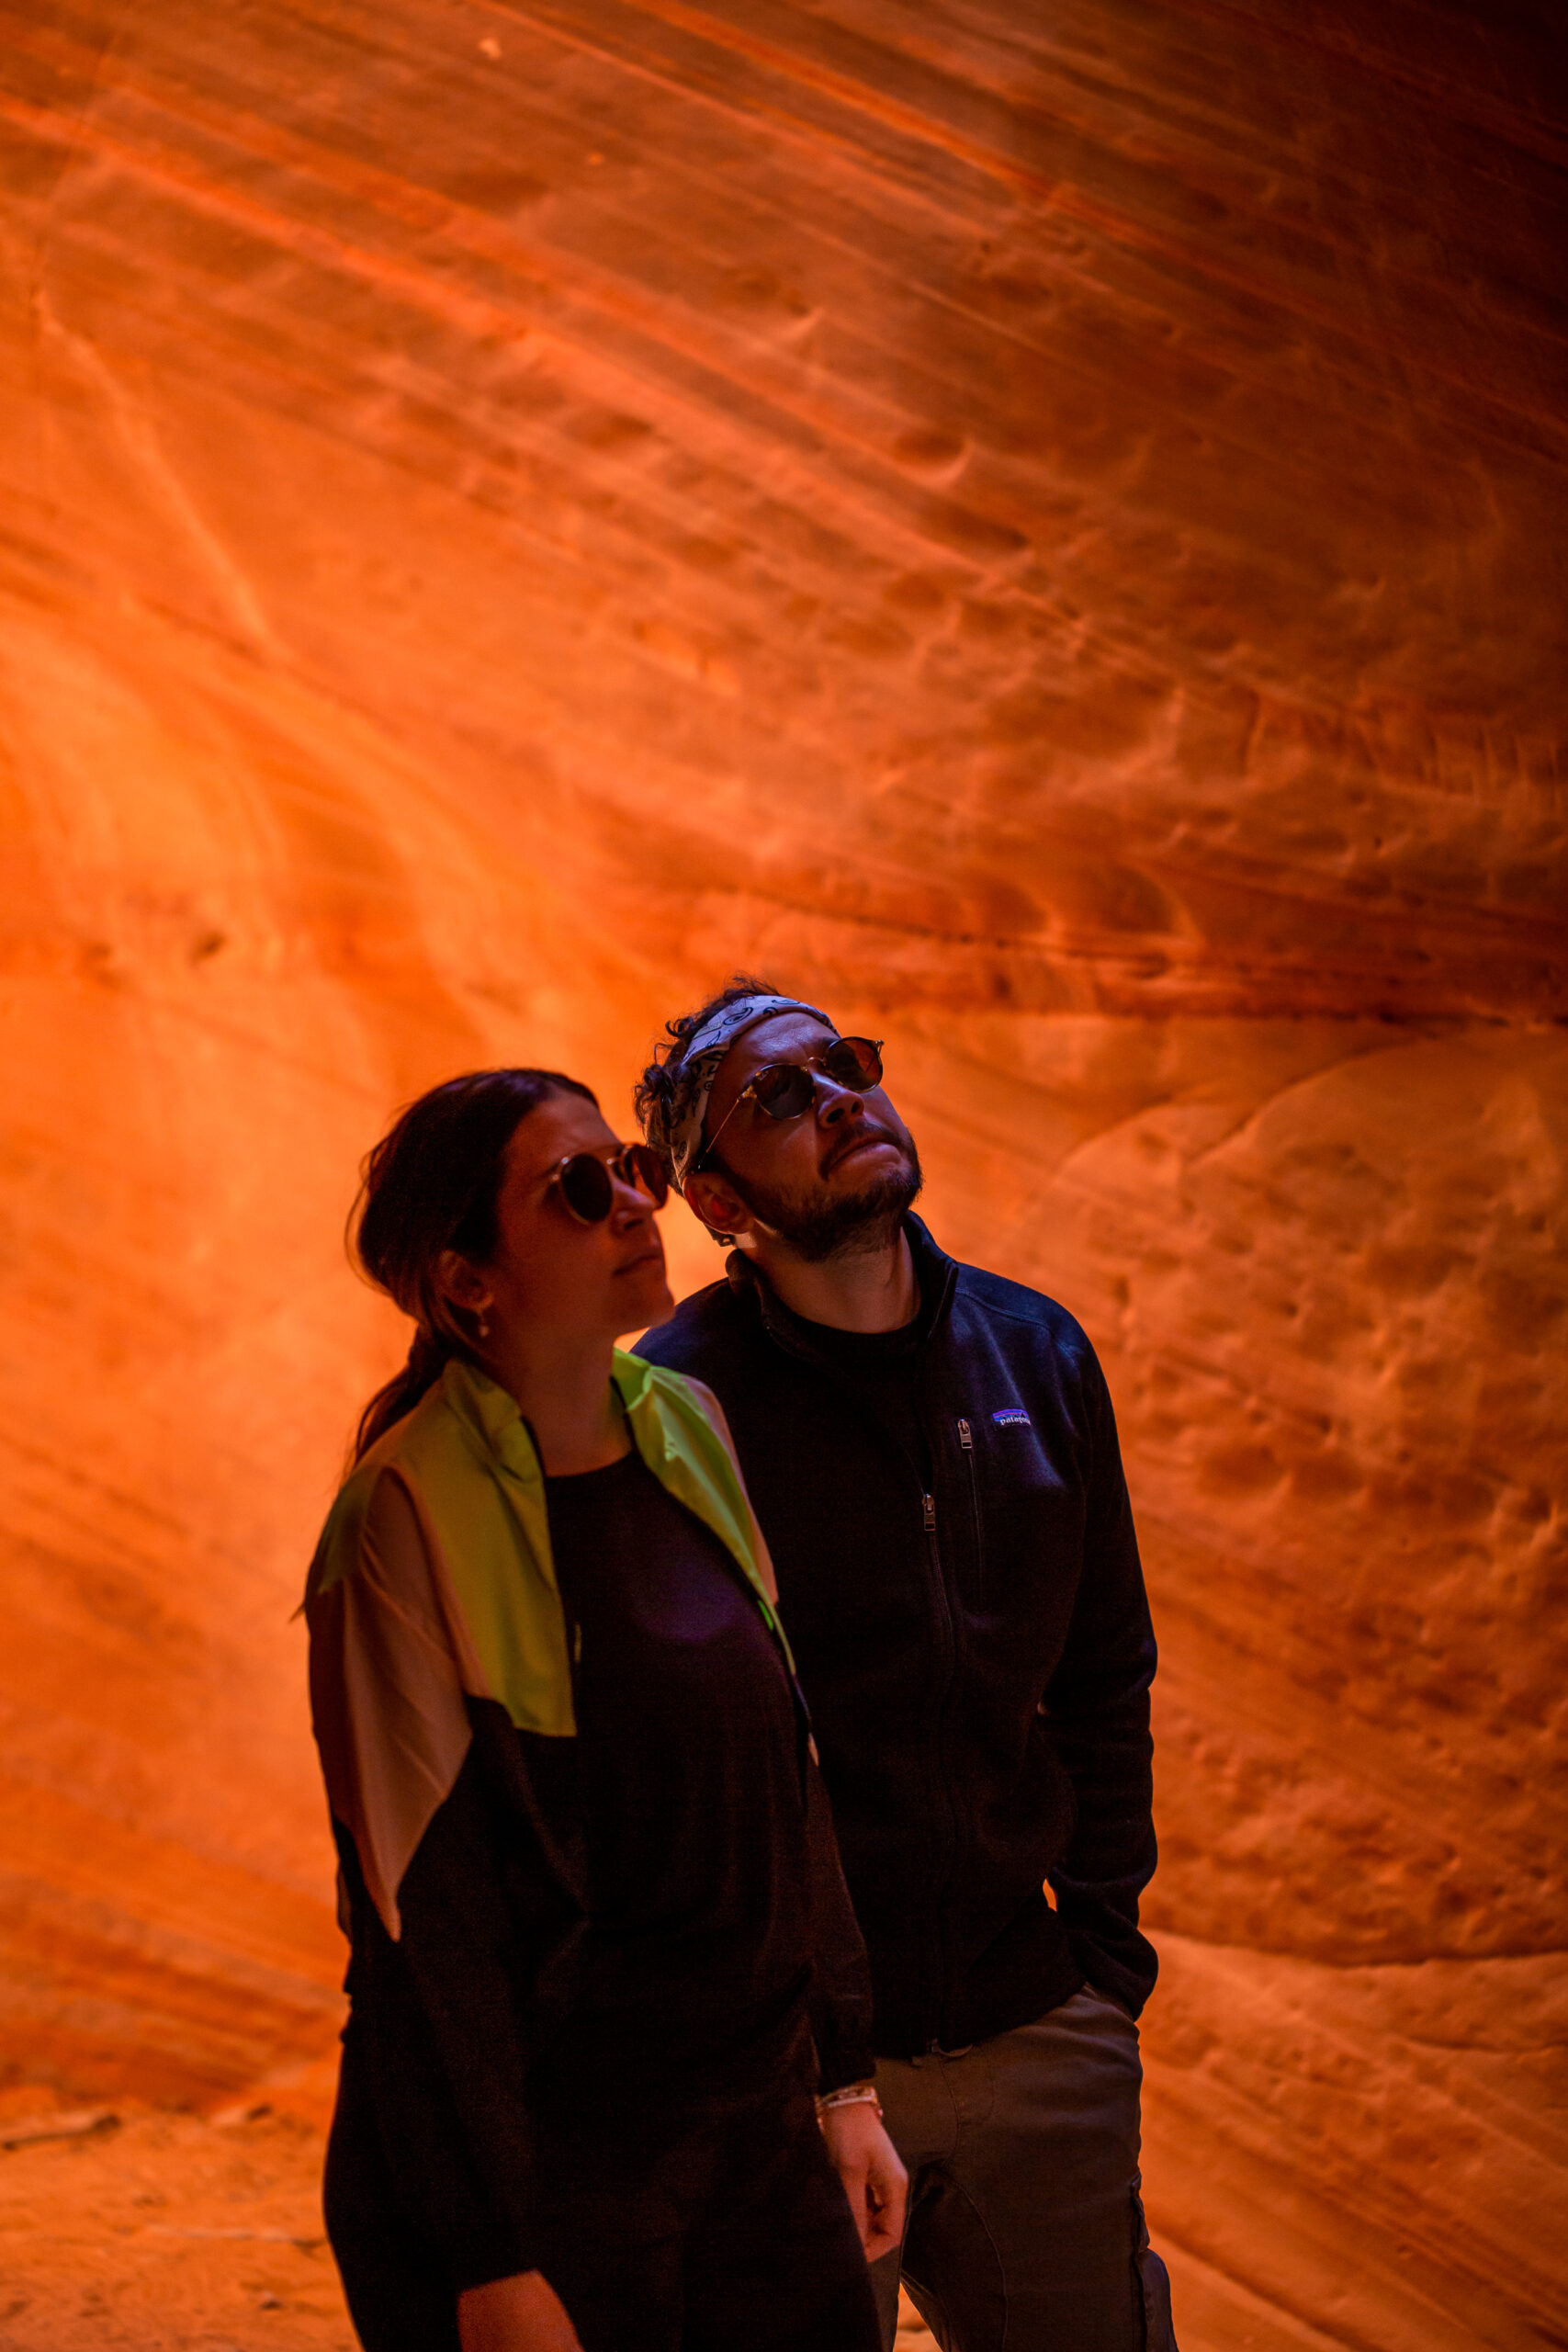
869,1985,1177,2352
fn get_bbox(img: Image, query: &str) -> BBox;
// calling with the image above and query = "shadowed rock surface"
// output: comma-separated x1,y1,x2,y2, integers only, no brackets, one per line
0,2,1563,2344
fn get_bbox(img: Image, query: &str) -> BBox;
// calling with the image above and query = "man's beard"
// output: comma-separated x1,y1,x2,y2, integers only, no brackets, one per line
716,1134,923,1265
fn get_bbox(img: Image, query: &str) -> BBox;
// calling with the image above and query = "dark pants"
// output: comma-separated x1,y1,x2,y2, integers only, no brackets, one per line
869,1986,1178,2352
325,2056,880,2352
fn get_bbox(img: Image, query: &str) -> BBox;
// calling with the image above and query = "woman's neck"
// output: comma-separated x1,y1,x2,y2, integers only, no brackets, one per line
482,1331,630,1476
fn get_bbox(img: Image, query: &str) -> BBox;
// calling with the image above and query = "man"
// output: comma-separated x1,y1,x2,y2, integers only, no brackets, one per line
635,982,1177,2352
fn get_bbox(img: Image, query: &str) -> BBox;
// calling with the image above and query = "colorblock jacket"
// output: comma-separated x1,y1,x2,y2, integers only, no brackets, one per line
305,1352,873,2289
639,1215,1160,2057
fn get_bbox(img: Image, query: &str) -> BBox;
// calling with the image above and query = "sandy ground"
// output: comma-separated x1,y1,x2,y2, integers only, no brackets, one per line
0,2119,346,2349
0,2079,939,2350
0,2075,351,2352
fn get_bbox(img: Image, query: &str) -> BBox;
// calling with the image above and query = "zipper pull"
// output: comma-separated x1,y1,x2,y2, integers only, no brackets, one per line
922,1492,936,1532
957,1418,973,1450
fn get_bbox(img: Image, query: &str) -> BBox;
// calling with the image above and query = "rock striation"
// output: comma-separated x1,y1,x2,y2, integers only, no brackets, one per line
0,2,1563,2344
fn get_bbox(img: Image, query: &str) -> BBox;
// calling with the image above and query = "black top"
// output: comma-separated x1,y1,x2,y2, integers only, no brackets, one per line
639,1214,1159,2056
544,1450,815,2089
792,1297,932,1487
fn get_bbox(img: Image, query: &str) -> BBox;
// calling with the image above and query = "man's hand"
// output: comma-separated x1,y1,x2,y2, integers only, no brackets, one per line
457,2269,583,2352
819,2099,908,2264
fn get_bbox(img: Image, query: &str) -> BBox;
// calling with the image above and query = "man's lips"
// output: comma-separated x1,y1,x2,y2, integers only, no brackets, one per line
824,1127,900,1175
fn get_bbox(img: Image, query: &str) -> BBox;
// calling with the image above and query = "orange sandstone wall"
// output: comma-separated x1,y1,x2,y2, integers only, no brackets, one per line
0,3,1563,2345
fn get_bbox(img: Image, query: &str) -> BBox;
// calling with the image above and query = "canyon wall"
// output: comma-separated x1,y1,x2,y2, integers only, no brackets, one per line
0,3,1563,2345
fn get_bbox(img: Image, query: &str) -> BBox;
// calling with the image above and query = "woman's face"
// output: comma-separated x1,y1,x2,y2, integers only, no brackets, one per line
454,1091,673,1350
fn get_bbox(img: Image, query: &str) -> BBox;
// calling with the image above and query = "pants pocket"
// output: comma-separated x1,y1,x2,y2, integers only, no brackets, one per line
1130,2182,1179,2351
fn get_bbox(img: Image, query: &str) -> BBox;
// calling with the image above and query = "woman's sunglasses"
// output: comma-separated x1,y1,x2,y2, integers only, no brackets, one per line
548,1142,670,1225
702,1036,884,1164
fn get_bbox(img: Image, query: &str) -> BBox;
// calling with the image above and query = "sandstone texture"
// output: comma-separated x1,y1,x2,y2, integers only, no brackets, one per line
0,2,1563,2346
0,2072,350,2350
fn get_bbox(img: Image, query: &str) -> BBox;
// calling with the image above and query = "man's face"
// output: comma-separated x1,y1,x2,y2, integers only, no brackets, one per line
686,1011,921,1262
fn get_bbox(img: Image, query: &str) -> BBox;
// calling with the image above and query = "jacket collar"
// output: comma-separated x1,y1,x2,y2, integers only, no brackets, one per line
441,1354,538,1481
440,1350,661,1483
726,1213,959,1364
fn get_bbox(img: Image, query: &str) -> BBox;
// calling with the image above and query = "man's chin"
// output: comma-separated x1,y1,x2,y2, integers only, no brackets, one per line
746,1153,923,1266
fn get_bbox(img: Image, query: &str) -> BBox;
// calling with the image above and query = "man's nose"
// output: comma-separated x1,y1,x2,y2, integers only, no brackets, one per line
816,1081,865,1126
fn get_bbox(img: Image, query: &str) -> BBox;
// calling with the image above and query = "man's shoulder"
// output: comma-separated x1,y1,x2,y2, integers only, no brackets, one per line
948,1254,1098,1371
637,1273,756,1374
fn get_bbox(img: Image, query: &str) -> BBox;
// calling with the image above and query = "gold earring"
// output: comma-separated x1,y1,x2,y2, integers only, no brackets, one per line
477,1311,491,1340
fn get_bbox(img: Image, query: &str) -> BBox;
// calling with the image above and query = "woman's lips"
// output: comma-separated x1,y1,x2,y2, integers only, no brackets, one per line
615,1247,665,1275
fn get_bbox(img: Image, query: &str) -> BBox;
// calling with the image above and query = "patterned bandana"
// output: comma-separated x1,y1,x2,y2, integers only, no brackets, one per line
659,992,831,1192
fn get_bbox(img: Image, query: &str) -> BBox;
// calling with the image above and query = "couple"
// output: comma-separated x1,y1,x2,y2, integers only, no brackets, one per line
305,983,1176,2352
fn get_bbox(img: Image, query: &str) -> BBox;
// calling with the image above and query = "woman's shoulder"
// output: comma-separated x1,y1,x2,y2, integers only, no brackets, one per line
614,1351,750,1505
341,1374,466,1497
614,1351,779,1610
614,1349,729,1436
306,1373,482,1605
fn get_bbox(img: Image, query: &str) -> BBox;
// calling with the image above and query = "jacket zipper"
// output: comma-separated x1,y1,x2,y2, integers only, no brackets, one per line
917,1476,962,2049
957,1419,985,1578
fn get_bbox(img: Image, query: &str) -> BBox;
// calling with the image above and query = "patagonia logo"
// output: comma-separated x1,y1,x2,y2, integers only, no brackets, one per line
992,1408,1031,1429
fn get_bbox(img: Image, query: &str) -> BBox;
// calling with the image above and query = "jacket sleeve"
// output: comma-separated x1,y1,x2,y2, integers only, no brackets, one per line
1042,1347,1160,2018
310,1472,578,2290
803,1747,876,2090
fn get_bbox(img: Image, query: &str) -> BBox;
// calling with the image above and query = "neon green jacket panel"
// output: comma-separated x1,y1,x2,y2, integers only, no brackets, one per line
611,1350,791,1666
305,1351,789,1744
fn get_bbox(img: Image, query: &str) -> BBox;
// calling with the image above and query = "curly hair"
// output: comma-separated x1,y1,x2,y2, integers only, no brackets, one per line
633,973,787,1182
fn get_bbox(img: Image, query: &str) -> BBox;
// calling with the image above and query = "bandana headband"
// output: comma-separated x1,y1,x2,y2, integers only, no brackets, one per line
661,993,830,1192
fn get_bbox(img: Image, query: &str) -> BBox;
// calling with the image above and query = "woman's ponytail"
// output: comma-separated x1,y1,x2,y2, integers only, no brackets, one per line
353,1325,451,1464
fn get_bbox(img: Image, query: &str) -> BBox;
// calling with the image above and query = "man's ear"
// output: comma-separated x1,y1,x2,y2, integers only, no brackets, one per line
684,1170,754,1245
434,1249,492,1317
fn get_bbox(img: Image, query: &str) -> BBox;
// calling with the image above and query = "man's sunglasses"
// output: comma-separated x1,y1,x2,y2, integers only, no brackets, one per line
547,1142,670,1225
702,1036,884,1164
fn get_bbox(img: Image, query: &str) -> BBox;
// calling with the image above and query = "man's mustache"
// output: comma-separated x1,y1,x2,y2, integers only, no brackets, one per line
824,1121,907,1174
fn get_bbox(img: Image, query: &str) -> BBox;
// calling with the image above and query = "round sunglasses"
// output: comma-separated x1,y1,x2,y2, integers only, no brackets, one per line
547,1141,670,1225
701,1036,884,1166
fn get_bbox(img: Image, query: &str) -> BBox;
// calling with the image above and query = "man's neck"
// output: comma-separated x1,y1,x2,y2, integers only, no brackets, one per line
746,1227,919,1334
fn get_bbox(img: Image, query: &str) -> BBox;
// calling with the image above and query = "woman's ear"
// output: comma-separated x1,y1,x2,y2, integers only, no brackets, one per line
434,1249,492,1318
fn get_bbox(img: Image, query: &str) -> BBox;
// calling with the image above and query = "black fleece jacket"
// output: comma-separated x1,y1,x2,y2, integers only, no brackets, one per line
638,1215,1159,2054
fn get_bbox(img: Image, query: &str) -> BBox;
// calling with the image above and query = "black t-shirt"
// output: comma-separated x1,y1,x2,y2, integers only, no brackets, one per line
790,1296,931,1485
543,1447,813,2090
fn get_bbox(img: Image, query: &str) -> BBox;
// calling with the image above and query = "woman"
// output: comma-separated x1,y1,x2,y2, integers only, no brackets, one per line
305,1068,905,2352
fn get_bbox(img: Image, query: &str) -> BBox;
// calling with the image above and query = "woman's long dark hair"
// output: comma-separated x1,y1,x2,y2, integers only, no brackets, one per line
349,1068,597,1463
